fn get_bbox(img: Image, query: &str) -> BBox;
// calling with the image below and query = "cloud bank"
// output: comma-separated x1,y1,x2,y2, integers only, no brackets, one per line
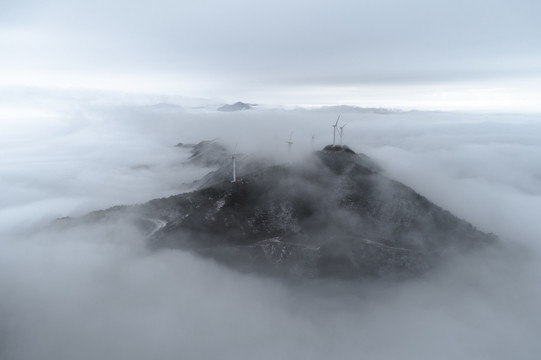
1,97,541,359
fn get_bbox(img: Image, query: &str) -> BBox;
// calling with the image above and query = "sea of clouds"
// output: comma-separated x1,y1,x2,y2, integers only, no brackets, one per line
1,93,541,359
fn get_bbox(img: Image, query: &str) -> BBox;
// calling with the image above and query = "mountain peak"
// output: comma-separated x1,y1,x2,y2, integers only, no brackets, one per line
322,144,356,154
57,145,496,280
217,101,255,112
145,149,495,278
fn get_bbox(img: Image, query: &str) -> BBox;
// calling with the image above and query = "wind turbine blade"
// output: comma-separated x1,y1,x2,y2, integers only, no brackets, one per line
289,131,293,142
334,114,341,126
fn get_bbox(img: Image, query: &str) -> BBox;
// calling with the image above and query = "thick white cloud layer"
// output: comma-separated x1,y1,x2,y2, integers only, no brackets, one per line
1,96,541,359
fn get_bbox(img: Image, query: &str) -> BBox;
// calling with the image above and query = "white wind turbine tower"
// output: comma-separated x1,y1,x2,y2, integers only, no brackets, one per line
231,143,238,183
332,115,341,146
286,131,293,155
339,122,349,146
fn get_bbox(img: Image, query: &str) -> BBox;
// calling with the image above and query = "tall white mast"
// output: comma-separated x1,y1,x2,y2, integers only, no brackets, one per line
332,115,341,146
339,122,349,146
287,131,293,155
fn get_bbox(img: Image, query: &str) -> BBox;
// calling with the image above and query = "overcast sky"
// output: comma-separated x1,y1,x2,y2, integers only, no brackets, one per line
1,0,541,110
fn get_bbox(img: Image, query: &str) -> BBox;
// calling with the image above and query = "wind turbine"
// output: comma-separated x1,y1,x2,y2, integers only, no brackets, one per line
286,131,293,155
332,115,341,146
231,143,238,183
311,133,315,148
339,122,349,146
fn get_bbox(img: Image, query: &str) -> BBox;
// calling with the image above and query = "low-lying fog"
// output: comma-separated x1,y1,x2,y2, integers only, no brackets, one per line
2,97,541,359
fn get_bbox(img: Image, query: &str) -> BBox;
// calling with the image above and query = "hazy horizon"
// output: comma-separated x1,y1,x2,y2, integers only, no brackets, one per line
2,0,541,112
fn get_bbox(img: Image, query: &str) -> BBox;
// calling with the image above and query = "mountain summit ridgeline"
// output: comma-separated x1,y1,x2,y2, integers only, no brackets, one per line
57,144,496,280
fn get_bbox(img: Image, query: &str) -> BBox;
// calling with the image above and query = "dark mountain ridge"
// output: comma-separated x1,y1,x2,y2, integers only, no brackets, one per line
56,145,496,280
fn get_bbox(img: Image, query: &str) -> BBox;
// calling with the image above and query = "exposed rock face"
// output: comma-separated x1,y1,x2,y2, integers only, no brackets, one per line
216,102,254,112
58,146,496,280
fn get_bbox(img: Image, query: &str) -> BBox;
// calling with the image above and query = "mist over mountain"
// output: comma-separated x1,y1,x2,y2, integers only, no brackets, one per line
179,139,230,167
2,101,541,360
56,141,495,280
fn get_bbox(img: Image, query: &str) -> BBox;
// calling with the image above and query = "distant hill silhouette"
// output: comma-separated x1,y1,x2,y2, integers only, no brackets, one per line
217,102,255,112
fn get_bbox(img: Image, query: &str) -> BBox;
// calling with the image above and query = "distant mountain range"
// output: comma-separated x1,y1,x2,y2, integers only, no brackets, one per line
139,101,412,114
316,105,401,114
55,142,496,280
217,101,256,112
143,102,183,110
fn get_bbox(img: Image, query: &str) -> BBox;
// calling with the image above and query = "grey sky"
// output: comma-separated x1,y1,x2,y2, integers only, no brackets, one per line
1,0,541,109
